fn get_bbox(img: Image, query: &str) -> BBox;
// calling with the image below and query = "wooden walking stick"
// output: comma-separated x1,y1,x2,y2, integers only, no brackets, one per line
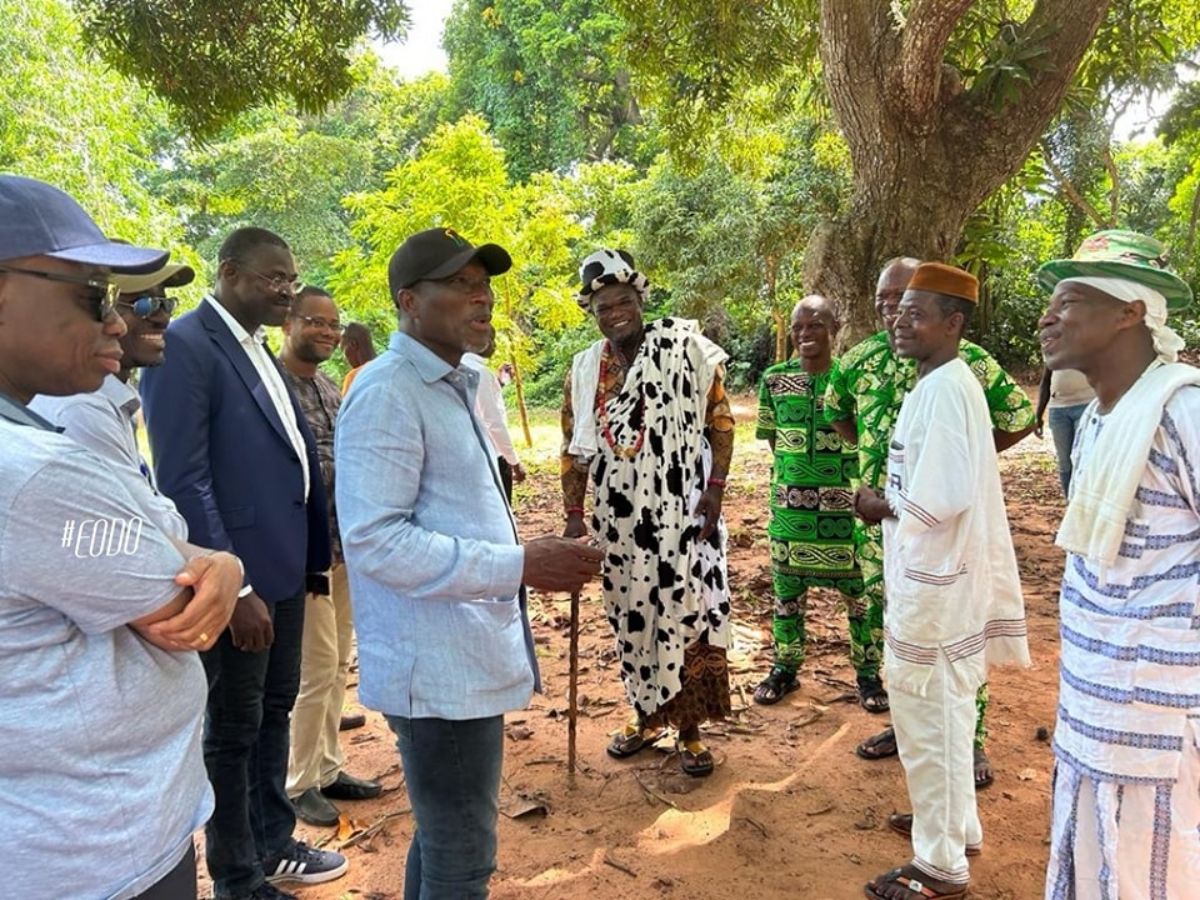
568,589,581,777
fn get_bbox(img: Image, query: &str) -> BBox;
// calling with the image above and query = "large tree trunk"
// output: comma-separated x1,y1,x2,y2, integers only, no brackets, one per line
807,0,1111,348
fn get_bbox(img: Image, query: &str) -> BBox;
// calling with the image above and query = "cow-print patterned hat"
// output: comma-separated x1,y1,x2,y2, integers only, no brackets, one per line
577,248,649,308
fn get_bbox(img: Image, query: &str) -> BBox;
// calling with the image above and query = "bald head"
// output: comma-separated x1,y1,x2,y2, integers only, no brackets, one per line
876,256,921,335
792,293,838,329
791,293,839,368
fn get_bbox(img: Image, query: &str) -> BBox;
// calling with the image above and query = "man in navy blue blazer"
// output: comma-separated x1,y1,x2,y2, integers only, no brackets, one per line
141,228,344,900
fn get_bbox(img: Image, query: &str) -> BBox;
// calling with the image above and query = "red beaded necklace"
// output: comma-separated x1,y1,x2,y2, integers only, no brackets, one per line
596,341,645,459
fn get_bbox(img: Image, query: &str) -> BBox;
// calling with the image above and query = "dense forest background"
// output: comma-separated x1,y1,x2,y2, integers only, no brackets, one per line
8,0,1200,403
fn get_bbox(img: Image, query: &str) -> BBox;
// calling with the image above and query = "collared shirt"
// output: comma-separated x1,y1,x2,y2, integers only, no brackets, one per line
0,389,212,899
30,375,188,540
282,366,342,560
335,331,536,720
205,296,310,499
462,353,520,466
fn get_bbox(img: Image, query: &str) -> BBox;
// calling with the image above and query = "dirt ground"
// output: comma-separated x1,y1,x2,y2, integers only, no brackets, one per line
203,402,1069,900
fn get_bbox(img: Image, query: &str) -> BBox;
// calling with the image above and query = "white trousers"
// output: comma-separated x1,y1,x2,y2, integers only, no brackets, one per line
887,647,982,885
287,563,354,795
1046,719,1200,900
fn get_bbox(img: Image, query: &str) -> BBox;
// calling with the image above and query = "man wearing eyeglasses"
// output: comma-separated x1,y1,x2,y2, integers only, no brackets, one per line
0,175,243,899
32,260,193,538
141,229,343,900
278,286,382,826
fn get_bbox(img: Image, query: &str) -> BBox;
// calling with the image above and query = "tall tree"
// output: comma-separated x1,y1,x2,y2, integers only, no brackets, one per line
76,0,410,136
0,0,191,259
618,1,1196,339
444,0,648,179
330,115,588,436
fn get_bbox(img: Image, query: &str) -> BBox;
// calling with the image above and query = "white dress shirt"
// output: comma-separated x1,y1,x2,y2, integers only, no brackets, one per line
205,296,309,499
461,353,520,466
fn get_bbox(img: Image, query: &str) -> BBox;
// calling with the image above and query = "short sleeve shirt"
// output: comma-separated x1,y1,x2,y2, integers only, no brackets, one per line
0,395,212,899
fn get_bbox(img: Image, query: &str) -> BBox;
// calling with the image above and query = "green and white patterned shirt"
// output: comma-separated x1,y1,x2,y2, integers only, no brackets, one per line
825,331,1035,491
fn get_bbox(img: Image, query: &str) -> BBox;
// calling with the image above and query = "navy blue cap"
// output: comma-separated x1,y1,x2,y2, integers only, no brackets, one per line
0,175,168,273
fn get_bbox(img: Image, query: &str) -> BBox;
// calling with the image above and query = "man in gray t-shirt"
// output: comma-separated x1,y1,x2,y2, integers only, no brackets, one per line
0,176,242,900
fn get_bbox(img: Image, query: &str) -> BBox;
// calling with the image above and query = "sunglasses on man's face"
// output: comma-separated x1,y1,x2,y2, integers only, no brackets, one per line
0,265,120,322
117,293,178,319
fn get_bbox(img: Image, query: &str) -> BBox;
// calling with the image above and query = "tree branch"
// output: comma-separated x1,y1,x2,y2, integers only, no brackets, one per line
818,0,893,171
982,0,1111,145
1100,143,1120,220
939,0,1111,205
894,0,977,124
1041,140,1111,228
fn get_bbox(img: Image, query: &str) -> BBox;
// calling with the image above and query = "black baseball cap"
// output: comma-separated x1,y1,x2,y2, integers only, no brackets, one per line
0,175,168,272
387,227,512,296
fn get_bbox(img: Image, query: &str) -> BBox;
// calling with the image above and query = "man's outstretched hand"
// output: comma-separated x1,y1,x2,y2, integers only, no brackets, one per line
523,535,603,593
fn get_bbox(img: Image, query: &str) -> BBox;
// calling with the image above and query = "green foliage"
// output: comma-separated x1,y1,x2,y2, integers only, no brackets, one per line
77,0,410,137
444,0,651,179
0,0,198,280
11,0,1200,388
330,115,588,377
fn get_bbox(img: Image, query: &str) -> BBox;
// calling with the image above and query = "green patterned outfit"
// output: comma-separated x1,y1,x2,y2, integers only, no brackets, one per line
757,359,880,681
824,332,1034,747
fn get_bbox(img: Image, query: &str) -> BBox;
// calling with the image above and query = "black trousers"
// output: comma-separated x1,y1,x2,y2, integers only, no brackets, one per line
202,593,306,898
133,843,197,900
497,457,513,504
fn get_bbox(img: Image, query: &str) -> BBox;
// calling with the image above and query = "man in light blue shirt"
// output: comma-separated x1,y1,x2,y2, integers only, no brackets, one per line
0,175,242,899
32,259,193,538
336,227,602,899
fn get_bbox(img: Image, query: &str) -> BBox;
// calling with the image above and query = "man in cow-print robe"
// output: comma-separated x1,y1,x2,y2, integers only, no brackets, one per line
561,249,733,778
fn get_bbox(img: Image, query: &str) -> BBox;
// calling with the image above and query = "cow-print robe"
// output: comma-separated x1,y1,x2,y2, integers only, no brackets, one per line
584,318,733,717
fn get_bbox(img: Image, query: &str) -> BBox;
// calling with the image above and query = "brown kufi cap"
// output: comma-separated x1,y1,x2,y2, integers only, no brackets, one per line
906,262,979,304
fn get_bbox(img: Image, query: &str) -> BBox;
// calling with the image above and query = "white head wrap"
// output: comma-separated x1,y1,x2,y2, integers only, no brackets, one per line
1058,276,1186,363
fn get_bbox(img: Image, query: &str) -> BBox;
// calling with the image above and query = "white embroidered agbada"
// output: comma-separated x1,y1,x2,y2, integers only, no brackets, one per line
883,357,1030,693
881,356,1030,887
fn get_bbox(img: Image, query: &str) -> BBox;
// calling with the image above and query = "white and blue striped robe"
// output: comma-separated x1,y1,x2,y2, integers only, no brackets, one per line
1047,385,1200,900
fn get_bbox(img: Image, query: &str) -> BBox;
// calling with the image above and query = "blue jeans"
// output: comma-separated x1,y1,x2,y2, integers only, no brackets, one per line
202,594,305,899
1048,403,1088,496
385,715,505,900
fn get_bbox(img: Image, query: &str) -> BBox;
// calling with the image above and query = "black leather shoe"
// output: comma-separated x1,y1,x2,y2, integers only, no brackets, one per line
321,771,382,801
339,713,366,731
291,787,340,826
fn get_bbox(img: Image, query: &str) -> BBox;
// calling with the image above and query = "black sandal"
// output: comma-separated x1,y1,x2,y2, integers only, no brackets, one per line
858,675,890,713
856,726,899,761
753,668,798,705
606,725,665,759
678,740,715,777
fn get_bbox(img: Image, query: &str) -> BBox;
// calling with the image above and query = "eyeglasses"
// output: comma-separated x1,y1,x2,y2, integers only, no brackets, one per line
243,267,303,295
118,293,178,318
420,273,493,296
292,314,344,333
0,265,120,322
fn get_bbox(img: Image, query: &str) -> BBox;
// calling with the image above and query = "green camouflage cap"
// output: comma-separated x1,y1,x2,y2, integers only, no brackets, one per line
1037,229,1192,309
